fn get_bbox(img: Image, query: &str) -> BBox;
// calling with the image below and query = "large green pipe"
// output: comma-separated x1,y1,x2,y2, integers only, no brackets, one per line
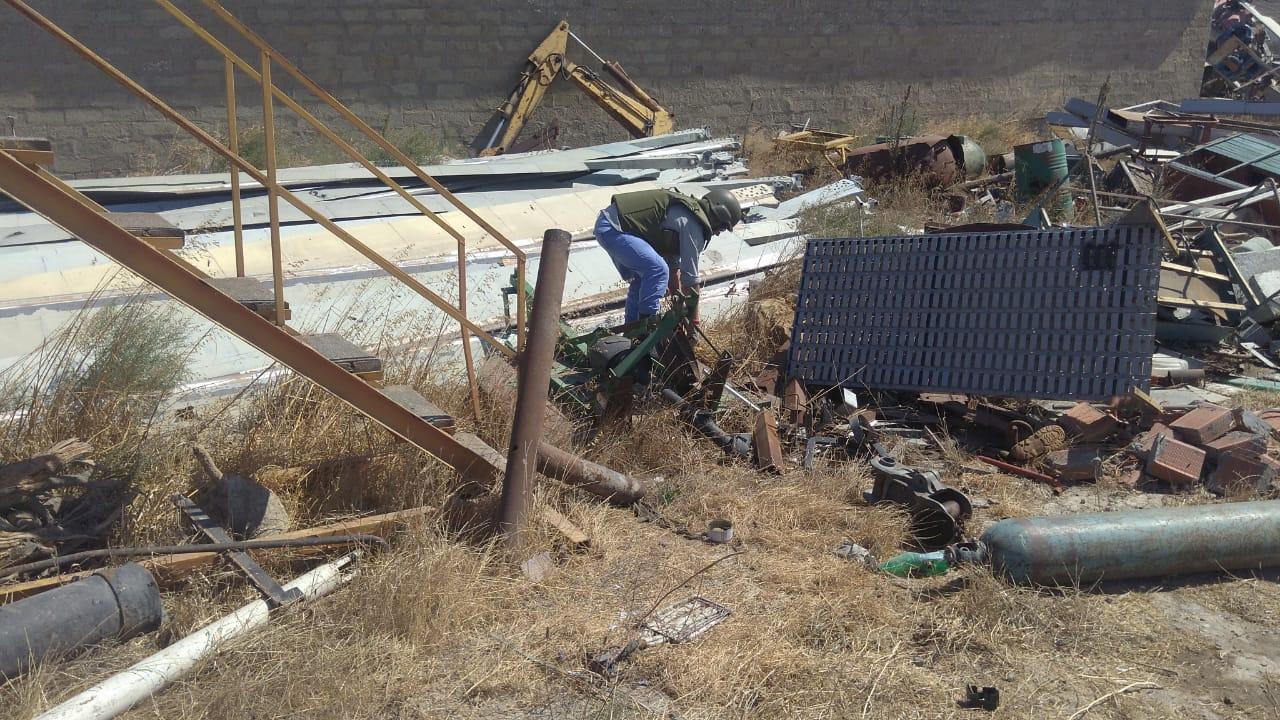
982,500,1280,585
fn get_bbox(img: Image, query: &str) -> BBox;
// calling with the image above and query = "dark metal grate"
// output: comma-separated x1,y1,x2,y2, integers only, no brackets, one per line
787,226,1160,400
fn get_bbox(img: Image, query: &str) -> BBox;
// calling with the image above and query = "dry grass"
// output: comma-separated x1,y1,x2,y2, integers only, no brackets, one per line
1226,387,1280,413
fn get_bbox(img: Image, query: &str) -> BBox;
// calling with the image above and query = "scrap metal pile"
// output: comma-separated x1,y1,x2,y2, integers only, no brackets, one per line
1200,0,1280,102
577,91,1280,590
9,12,1280,714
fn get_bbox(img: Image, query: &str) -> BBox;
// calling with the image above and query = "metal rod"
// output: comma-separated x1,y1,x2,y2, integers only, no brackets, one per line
1082,77,1110,226
1158,212,1280,231
225,57,244,277
499,229,571,545
976,455,1061,490
260,51,285,327
567,29,607,66
723,382,761,412
0,535,386,580
458,244,481,420
0,151,502,480
536,441,647,505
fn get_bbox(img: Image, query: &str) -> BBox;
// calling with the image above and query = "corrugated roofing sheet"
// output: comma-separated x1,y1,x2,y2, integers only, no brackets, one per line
1197,134,1280,176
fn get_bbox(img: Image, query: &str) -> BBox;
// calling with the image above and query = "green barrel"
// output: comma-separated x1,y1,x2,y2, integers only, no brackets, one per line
1013,138,1071,219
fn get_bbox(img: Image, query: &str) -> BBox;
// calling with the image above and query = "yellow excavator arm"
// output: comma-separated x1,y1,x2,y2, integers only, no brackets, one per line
471,21,674,156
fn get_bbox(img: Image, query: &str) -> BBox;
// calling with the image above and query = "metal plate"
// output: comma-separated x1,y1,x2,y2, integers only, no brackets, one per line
640,596,731,645
787,227,1160,400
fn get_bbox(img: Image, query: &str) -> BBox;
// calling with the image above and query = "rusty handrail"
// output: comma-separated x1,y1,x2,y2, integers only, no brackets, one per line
3,0,517,380
0,149,502,482
150,0,492,408
197,0,527,354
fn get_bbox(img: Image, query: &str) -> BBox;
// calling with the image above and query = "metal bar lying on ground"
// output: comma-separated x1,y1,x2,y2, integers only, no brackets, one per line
976,455,1062,490
171,492,301,606
536,442,648,505
33,553,359,720
0,535,385,581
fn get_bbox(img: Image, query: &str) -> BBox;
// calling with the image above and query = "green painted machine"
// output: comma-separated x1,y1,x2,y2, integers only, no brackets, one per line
501,274,703,421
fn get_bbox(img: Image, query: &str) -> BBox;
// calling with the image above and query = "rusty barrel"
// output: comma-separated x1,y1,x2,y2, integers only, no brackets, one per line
982,500,1280,585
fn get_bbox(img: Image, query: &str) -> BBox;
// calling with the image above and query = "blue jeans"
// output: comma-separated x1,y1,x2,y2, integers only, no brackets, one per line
595,210,668,323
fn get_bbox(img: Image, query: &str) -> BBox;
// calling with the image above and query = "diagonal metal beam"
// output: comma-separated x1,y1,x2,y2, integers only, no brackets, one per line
0,149,499,483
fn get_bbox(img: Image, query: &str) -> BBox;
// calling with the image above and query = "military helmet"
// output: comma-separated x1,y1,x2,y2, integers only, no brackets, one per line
702,188,743,233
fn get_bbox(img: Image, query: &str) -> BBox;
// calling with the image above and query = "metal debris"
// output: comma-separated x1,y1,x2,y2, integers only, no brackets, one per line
639,596,731,646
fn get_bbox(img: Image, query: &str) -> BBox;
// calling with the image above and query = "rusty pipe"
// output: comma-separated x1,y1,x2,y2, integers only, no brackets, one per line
498,229,571,545
536,441,647,505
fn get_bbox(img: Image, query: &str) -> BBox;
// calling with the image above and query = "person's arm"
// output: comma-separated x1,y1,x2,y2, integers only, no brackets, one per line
673,212,708,323
673,215,707,289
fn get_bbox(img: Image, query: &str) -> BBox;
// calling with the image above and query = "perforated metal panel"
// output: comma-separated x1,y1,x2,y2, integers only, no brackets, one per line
788,227,1160,400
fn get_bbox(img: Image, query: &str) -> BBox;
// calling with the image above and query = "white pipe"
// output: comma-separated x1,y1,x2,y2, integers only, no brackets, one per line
33,553,360,720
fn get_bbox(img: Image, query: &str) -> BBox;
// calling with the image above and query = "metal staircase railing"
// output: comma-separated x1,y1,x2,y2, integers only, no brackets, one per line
0,148,503,482
3,0,530,419
0,0,531,481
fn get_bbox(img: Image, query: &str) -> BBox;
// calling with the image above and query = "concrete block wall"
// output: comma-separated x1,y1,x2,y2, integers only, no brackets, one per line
0,0,1212,177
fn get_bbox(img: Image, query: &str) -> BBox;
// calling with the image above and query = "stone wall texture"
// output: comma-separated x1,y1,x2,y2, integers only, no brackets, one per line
0,0,1213,176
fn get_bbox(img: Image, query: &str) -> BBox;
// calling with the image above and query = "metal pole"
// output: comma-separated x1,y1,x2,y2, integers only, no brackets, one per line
1083,77,1111,226
568,29,607,65
498,229,571,545
458,242,482,420
260,51,285,327
225,57,244,277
